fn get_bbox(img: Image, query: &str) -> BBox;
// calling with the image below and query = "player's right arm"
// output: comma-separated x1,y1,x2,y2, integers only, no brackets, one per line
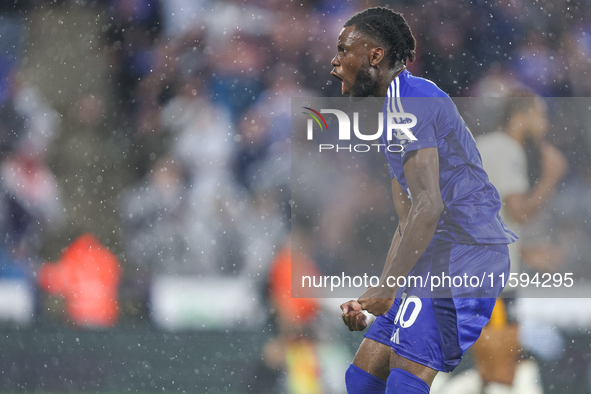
377,179,411,282
391,178,411,232
340,179,411,331
504,141,567,224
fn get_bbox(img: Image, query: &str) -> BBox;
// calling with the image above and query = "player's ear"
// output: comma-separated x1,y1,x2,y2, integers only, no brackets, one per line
369,47,385,67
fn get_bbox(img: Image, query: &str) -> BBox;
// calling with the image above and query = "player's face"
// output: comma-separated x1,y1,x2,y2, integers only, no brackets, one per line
331,26,378,97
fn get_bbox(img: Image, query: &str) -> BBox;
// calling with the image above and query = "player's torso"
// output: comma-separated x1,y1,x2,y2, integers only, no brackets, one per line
380,71,518,245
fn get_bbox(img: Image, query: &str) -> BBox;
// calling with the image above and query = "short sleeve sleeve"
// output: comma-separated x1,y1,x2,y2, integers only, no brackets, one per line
386,96,438,155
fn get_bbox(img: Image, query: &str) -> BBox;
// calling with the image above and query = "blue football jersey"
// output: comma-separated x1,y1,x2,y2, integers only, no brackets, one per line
379,70,517,245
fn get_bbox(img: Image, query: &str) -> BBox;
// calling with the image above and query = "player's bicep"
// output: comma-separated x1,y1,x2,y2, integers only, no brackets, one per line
403,148,444,219
392,178,411,227
503,193,528,224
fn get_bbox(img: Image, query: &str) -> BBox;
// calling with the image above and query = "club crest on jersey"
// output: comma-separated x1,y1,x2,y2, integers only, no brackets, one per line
388,113,417,156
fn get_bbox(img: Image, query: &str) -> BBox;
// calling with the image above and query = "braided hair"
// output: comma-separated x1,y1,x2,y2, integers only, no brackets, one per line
344,7,416,67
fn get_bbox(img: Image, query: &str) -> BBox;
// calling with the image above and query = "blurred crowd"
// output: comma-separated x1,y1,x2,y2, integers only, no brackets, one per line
0,0,589,331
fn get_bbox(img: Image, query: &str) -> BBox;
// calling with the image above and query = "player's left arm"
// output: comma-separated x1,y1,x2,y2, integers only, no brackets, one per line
340,179,411,331
358,147,444,315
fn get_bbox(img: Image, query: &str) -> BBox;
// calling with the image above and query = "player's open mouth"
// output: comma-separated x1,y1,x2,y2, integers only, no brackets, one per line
331,71,345,94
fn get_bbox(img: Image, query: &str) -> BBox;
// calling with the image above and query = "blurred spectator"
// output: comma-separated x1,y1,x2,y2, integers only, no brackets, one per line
120,156,190,276
203,0,272,48
563,29,591,96
239,186,286,283
0,68,63,256
513,31,562,96
209,34,270,121
254,63,313,145
38,234,121,328
530,159,591,279
160,0,209,40
264,234,323,394
233,107,271,190
162,77,233,179
471,92,566,393
104,0,163,115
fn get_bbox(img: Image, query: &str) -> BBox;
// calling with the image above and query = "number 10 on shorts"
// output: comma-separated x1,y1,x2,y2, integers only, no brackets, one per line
394,295,423,328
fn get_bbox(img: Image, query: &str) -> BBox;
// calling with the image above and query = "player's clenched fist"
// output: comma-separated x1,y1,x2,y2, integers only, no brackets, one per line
340,300,372,331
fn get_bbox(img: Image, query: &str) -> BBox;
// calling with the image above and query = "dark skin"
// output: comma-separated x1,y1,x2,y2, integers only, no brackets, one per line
331,25,404,97
331,25,444,384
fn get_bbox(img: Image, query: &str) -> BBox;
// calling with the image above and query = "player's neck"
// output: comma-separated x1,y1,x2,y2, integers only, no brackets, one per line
377,64,406,97
506,126,526,145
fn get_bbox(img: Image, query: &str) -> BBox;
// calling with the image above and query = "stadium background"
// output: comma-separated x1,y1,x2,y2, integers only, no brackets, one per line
0,0,590,393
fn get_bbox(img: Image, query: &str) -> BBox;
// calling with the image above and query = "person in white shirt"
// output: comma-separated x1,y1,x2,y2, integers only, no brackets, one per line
471,92,568,394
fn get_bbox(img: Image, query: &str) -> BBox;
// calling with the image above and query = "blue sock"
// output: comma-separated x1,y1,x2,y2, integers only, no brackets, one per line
345,363,387,394
386,368,430,393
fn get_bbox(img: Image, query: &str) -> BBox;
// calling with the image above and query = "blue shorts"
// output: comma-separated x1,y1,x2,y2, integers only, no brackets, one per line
364,239,510,372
